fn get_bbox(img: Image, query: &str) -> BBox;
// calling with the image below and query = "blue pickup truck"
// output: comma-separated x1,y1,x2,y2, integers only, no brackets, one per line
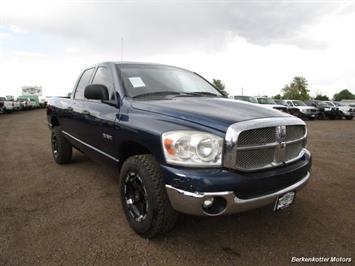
47,62,312,238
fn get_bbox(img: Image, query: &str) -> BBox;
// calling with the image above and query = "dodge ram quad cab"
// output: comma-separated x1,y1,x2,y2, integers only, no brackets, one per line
47,62,312,238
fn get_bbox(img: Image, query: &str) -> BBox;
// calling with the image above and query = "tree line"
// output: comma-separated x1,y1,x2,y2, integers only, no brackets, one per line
274,76,355,101
212,77,354,101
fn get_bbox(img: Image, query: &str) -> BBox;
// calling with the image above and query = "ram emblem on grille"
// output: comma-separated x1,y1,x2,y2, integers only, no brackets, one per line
276,125,286,142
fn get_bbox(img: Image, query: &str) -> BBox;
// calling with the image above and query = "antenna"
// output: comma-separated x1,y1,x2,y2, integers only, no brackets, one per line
121,37,124,61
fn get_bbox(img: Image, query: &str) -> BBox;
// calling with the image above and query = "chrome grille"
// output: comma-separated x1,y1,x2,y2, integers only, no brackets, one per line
285,125,305,141
285,142,303,161
238,127,276,147
236,148,275,169
224,117,307,171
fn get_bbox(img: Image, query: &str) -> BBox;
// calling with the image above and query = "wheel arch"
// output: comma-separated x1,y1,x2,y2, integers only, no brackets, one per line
118,141,154,167
51,116,60,127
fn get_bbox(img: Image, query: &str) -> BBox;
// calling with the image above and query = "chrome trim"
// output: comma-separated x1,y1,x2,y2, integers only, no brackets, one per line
62,130,119,162
224,117,307,171
236,136,306,151
166,171,310,216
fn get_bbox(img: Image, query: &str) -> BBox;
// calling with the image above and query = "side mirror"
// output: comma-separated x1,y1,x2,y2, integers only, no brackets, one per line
84,84,109,101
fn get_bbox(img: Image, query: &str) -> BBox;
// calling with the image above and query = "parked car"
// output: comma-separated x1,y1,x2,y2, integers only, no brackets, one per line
304,100,338,119
18,95,40,109
0,97,6,113
256,97,288,113
0,96,14,113
18,95,39,109
274,99,300,116
6,95,21,111
285,100,319,120
324,101,354,120
47,62,312,238
233,95,259,104
17,97,33,110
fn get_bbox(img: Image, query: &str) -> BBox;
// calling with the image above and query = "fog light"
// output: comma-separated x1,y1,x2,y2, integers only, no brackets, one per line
202,197,214,209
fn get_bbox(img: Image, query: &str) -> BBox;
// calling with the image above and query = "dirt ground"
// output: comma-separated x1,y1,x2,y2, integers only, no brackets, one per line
0,109,354,265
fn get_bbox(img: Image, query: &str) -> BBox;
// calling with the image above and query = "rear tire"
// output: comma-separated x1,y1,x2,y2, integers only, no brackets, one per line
119,154,178,238
51,126,72,164
345,116,353,120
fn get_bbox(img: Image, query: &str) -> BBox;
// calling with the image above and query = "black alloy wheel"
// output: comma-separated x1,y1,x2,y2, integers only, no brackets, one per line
51,132,59,160
123,171,149,222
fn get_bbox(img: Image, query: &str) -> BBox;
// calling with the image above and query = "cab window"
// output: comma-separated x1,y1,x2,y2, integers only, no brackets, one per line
92,67,115,100
74,68,94,100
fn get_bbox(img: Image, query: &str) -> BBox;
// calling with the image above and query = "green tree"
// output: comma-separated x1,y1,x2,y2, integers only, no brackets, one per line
273,94,282,99
212,79,228,97
282,76,310,100
333,89,354,101
314,94,329,101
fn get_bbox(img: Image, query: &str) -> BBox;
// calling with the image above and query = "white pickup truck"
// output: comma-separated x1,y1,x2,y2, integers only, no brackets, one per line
6,95,21,111
324,101,354,120
0,97,14,113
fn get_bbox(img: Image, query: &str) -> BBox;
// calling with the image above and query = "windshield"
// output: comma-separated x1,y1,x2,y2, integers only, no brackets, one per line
234,96,258,103
334,101,345,106
274,99,287,106
118,64,222,98
257,98,276,104
293,100,307,106
317,102,327,107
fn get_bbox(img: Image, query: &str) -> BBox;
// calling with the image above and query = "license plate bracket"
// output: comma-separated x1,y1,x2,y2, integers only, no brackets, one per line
273,191,295,211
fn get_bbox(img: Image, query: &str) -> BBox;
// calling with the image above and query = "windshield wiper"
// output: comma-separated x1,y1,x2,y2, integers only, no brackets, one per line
132,91,183,99
183,91,220,97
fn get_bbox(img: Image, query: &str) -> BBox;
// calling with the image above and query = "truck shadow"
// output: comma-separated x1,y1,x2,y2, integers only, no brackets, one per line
146,198,323,260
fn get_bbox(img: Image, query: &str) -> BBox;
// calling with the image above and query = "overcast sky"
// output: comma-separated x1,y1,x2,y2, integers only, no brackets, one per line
1,0,354,98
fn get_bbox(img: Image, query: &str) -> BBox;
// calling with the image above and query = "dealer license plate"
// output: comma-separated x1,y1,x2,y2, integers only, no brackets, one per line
274,191,295,211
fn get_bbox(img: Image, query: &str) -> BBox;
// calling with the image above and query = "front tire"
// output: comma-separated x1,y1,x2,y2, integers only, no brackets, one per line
345,116,353,120
51,126,72,164
119,155,178,238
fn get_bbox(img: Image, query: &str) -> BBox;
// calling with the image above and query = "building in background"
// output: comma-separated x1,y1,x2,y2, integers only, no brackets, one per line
22,86,42,96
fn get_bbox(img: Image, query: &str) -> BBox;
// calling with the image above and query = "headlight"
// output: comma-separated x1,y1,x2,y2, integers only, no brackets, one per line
162,131,223,167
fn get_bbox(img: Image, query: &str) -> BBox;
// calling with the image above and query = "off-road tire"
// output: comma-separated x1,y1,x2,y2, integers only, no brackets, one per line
119,154,178,238
51,126,72,164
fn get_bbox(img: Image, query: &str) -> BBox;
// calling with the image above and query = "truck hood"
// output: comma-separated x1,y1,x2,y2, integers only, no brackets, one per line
131,97,290,132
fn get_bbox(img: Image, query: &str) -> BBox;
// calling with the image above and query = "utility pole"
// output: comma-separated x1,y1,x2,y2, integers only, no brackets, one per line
241,87,244,96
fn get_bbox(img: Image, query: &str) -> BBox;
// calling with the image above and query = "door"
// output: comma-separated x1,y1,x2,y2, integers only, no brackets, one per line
80,66,120,162
63,68,95,141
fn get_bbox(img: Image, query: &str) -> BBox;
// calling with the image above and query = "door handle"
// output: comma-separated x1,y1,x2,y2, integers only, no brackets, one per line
83,110,91,115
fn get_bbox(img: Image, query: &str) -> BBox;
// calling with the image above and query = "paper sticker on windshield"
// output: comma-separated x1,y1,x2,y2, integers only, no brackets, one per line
129,77,146,88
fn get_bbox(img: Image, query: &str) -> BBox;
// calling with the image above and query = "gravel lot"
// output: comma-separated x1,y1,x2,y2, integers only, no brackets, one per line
0,109,354,265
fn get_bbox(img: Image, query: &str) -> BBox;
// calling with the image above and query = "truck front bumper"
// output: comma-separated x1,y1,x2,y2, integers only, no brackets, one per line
162,150,311,216
300,111,318,118
166,171,310,216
